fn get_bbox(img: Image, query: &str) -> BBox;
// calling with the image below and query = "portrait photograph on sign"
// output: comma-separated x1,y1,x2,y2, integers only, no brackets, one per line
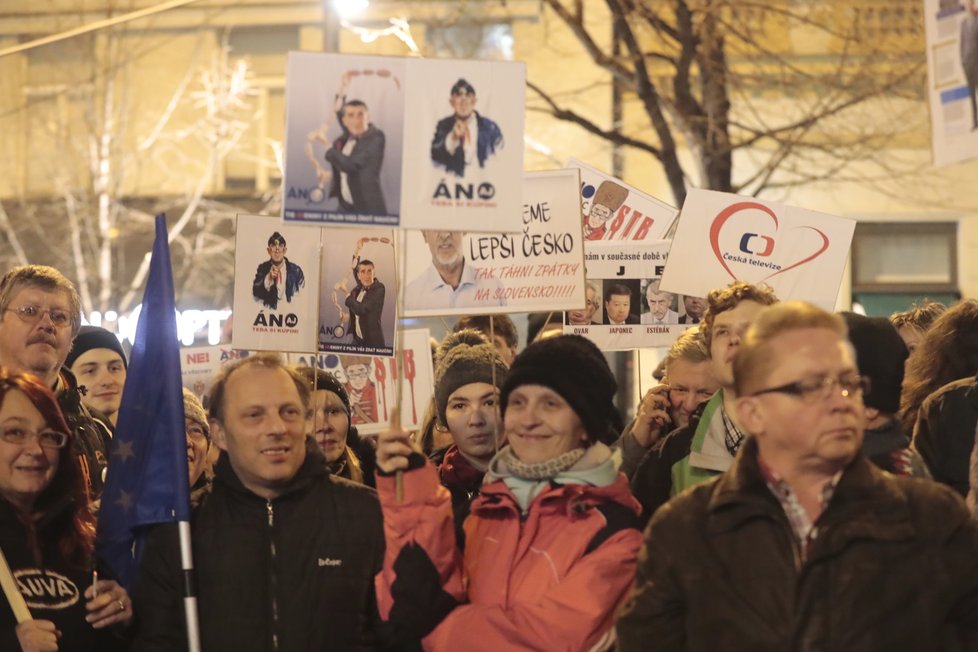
400,169,585,317
566,158,678,242
400,56,525,232
290,328,433,435
283,52,406,226
660,189,855,310
231,214,321,353
319,226,397,357
567,240,687,351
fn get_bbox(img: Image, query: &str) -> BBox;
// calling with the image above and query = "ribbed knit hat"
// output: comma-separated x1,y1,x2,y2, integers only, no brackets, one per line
501,334,617,444
434,329,508,426
841,312,908,414
182,387,209,437
65,325,128,370
294,366,352,418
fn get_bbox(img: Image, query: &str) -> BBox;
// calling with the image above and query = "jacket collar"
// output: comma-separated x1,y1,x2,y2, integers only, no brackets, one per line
474,471,640,519
214,439,327,502
708,437,915,548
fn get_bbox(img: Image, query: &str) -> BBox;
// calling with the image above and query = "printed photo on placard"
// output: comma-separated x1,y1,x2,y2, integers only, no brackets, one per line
181,345,254,410
924,0,978,166
401,169,585,317
660,189,855,310
232,214,320,353
400,57,525,232
319,227,396,357
283,52,405,226
289,329,434,435
566,240,688,351
566,158,678,242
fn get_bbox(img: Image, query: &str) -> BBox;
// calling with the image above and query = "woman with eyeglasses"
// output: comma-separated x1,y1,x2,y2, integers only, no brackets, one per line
0,369,131,651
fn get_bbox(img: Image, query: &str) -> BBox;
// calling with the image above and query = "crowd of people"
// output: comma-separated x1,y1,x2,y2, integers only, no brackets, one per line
3,262,978,650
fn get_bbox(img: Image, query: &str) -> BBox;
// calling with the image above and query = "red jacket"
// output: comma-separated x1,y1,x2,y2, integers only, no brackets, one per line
376,456,643,651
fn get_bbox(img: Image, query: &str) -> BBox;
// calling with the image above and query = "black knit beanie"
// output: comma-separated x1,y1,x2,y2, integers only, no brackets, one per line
294,366,352,418
65,325,128,370
840,312,907,414
501,334,617,444
435,330,509,426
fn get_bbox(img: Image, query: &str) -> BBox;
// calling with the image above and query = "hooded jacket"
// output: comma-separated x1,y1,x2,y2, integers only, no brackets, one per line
376,444,643,651
133,447,391,652
617,437,978,652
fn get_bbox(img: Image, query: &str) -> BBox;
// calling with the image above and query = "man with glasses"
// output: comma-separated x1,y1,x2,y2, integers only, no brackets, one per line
618,301,978,650
0,265,111,501
430,78,503,178
252,232,305,311
343,357,377,425
630,281,778,521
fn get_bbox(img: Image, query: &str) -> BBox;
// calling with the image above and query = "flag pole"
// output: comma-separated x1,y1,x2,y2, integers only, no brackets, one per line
178,521,201,652
0,547,30,623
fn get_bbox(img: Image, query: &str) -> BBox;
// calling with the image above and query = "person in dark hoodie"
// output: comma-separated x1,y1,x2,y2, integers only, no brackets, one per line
841,312,929,477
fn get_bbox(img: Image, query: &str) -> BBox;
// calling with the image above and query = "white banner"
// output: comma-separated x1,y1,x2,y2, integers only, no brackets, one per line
180,345,254,410
232,215,320,353
401,169,586,317
660,190,855,310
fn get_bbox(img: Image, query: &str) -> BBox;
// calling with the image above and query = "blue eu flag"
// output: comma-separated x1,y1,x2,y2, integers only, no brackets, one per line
96,214,191,591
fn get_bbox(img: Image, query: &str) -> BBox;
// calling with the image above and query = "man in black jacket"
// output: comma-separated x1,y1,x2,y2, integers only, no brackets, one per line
133,353,398,651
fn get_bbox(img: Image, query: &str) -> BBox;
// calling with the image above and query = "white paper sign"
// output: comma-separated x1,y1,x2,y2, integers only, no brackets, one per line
401,169,586,317
566,158,677,241
232,214,320,353
924,0,978,166
181,345,254,410
660,190,855,310
289,328,434,435
283,52,525,231
566,241,691,351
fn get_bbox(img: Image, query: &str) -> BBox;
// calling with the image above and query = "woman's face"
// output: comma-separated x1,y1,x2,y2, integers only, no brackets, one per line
186,419,210,488
0,389,60,512
504,384,588,465
308,390,350,463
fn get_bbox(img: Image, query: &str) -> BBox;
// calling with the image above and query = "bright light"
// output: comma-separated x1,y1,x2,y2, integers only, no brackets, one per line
333,0,368,18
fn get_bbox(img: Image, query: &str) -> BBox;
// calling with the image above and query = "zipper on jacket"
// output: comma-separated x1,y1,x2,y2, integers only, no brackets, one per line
267,500,280,651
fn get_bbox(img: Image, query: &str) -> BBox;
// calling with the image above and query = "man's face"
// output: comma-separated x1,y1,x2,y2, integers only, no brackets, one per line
646,289,674,321
185,418,210,488
683,295,707,320
490,335,516,366
357,264,375,288
341,104,369,136
267,243,286,264
589,203,612,225
709,299,768,390
737,328,864,471
70,349,126,419
210,365,307,500
0,287,75,385
606,293,631,323
568,287,599,325
346,364,370,391
450,90,476,119
444,382,501,465
422,231,464,267
665,359,719,427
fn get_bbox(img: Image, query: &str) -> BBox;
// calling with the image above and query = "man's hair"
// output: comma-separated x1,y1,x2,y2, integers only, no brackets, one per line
701,281,779,349
357,259,374,270
664,328,710,376
0,265,82,336
733,302,846,397
606,283,631,299
453,314,518,349
208,352,311,423
890,299,946,332
343,99,368,113
645,279,672,298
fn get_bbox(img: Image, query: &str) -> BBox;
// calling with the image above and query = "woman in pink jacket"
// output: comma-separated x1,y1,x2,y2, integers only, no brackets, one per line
376,335,643,651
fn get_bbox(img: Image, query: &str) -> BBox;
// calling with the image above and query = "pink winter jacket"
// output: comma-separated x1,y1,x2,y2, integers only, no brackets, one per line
375,456,643,651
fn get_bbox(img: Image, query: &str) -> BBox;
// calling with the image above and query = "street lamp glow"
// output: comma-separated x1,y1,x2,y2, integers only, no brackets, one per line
333,0,368,18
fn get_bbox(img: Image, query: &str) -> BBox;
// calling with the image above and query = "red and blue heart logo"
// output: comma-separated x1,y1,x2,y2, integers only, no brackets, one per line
709,201,829,282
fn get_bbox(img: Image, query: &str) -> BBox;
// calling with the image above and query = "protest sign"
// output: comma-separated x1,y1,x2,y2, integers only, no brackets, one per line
566,158,677,242
231,214,320,353
924,0,978,166
283,52,525,231
401,169,586,317
290,328,434,435
660,190,855,310
318,227,397,358
180,345,253,410
567,240,690,351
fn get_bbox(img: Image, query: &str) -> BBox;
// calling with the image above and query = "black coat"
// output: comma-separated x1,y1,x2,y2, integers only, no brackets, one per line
133,449,399,651
346,281,386,348
326,126,387,214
